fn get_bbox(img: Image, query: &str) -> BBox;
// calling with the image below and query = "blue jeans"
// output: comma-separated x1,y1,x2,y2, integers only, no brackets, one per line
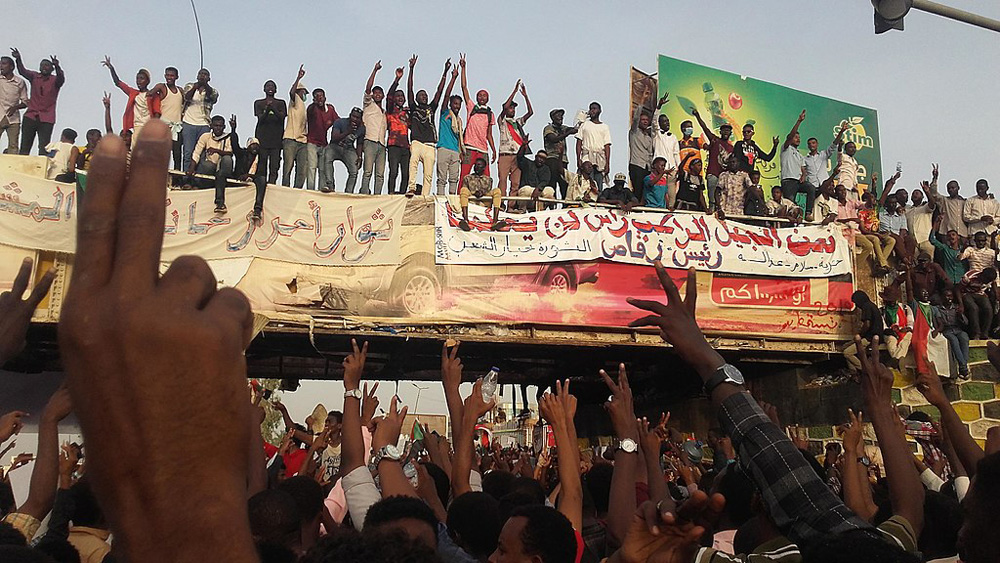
361,140,385,195
943,329,970,371
325,143,360,193
282,139,308,188
304,143,322,191
181,123,210,172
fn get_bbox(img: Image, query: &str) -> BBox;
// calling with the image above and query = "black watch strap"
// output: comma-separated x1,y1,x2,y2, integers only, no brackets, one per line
703,366,730,395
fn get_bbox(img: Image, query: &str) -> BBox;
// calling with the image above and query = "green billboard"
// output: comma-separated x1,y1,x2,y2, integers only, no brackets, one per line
656,55,881,193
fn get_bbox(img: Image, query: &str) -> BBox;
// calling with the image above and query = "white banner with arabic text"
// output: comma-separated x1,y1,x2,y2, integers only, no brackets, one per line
434,199,852,278
0,172,405,266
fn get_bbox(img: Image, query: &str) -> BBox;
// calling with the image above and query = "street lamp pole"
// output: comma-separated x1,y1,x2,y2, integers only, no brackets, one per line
874,0,1000,33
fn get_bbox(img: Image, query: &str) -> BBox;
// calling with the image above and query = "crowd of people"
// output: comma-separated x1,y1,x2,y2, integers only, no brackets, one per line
6,46,992,238
0,120,998,562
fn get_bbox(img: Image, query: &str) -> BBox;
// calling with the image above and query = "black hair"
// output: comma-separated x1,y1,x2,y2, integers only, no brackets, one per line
681,120,693,129
447,492,501,559
583,463,612,514
449,94,462,105
372,86,384,93
277,475,324,522
713,466,755,528
0,57,13,65
364,495,438,535
807,137,818,143
70,479,105,528
0,546,58,563
474,157,487,166
749,170,761,178
312,88,325,95
800,529,920,563
590,101,602,111
33,537,82,563
422,462,450,508
303,527,442,563
509,476,546,506
508,505,577,563
0,521,26,546
980,267,997,283
257,542,298,563
290,423,308,448
852,290,873,306
325,411,343,424
482,470,516,500
248,489,301,547
211,115,226,124
86,128,101,138
61,129,77,142
498,491,542,522
918,490,961,560
165,66,178,75
652,156,667,166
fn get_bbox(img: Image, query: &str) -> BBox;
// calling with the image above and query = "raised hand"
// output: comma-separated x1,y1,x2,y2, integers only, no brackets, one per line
451,66,459,79
372,396,408,450
103,92,111,108
57,122,258,563
856,335,895,411
462,378,495,424
409,54,418,68
229,114,237,131
915,364,947,407
0,257,55,365
50,55,59,67
10,48,20,60
297,64,306,79
441,341,463,392
772,135,780,146
343,338,368,392
395,66,404,80
931,163,939,179
798,109,806,122
102,55,112,69
628,264,709,366
0,410,27,442
519,82,527,97
841,408,864,453
373,60,382,72
361,382,380,428
459,53,466,68
600,363,637,439
443,58,451,71
637,417,663,459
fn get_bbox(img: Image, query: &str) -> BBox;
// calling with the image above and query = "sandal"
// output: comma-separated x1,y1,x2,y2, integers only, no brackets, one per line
214,204,227,214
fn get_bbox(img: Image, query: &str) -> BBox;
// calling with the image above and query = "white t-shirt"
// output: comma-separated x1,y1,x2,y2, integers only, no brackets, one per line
45,141,74,179
576,120,611,170
904,203,934,244
653,129,681,169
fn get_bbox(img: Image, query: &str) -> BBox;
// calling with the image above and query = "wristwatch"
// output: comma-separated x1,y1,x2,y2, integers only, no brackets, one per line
857,455,872,467
369,445,402,471
344,388,363,400
703,364,745,395
611,437,639,454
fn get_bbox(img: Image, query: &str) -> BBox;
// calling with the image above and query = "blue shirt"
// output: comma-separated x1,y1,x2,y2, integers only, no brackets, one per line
643,173,669,208
878,209,907,235
331,118,365,149
804,142,838,187
438,108,460,152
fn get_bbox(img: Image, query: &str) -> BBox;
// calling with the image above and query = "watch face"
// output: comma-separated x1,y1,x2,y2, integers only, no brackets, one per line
385,445,402,460
722,364,744,385
859,455,871,467
620,438,638,453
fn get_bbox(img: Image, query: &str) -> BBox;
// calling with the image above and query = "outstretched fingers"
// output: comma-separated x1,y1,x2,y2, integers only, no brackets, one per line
73,134,128,290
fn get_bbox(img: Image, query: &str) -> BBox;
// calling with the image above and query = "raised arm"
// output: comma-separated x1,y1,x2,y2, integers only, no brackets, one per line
102,56,127,93
430,58,450,108
761,136,779,162
691,108,718,143
102,92,113,134
372,396,418,499
18,386,72,525
921,180,937,211
290,65,305,99
340,339,368,476
601,364,639,544
828,122,849,157
502,79,520,116
387,65,403,107
632,88,649,132
856,337,924,536
11,48,30,78
539,380,583,530
442,65,459,110
52,55,64,88
637,415,668,504
452,378,495,497
840,409,878,522
784,109,805,149
458,53,471,108
520,83,533,122
406,55,417,107
916,367,984,476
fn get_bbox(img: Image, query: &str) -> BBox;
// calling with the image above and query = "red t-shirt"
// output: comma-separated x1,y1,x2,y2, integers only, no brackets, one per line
307,103,338,146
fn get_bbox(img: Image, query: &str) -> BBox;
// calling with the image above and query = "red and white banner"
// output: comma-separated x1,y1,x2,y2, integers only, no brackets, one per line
434,199,852,278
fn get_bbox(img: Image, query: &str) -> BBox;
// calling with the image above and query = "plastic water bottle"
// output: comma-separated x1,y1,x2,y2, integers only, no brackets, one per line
482,367,500,403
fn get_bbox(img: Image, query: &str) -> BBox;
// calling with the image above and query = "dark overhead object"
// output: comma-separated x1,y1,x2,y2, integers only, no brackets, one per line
873,0,912,33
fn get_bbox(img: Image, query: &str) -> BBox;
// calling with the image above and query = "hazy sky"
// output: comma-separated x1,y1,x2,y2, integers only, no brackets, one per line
7,0,1000,423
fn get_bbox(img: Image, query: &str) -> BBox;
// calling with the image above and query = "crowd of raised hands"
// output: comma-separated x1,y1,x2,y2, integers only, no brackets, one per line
0,122,999,563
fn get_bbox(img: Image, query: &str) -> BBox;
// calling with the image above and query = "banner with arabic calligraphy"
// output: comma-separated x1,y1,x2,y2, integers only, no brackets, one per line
657,55,881,195
434,200,852,278
0,171,406,266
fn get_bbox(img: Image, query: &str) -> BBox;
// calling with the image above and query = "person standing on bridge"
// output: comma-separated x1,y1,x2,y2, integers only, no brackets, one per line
0,55,28,154
101,57,158,148
11,47,64,156
180,68,219,173
404,56,449,197
148,66,185,169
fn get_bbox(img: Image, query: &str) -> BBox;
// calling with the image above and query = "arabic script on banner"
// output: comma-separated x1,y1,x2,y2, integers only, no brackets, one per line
434,199,851,278
0,172,406,266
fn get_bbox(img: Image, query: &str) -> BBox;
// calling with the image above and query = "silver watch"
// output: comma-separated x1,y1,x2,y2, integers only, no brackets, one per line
369,444,402,471
344,388,363,400
620,438,639,454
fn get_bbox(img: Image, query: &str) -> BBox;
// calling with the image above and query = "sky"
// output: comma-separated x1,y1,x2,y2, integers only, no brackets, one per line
6,0,1000,424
